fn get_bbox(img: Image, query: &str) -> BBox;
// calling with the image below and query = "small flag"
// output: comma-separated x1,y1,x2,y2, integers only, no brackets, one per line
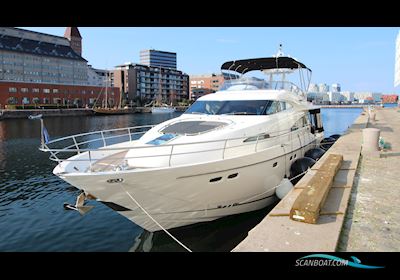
43,126,50,144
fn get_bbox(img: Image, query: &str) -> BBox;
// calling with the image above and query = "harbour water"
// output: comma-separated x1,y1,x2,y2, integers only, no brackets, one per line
0,108,363,251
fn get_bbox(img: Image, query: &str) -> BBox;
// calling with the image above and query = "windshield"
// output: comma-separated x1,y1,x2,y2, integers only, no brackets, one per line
184,100,273,115
219,77,302,92
219,77,268,91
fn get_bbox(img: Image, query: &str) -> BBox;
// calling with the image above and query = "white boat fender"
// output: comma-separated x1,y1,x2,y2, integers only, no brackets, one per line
63,193,94,215
275,178,293,199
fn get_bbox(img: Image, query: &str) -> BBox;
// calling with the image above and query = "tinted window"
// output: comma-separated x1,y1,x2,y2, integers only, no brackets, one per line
265,101,280,115
185,100,273,115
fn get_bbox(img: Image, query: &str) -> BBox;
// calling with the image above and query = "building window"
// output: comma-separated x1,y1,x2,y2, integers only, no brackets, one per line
22,97,30,104
7,97,18,104
21,88,29,93
9,87,17,93
32,88,40,93
43,89,50,93
53,89,59,93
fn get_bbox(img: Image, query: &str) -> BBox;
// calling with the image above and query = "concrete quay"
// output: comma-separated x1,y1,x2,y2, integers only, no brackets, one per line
233,108,400,252
0,108,95,119
0,105,189,119
338,108,400,251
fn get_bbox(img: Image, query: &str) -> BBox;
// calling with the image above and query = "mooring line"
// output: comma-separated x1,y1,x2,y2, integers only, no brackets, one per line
119,183,192,252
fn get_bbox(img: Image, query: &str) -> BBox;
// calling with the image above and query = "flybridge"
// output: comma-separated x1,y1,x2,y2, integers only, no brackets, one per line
218,77,300,92
219,46,312,96
221,56,311,74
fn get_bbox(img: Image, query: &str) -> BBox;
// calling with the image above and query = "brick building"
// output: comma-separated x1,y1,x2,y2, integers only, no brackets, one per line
381,94,399,103
189,73,225,100
0,81,119,108
0,27,119,108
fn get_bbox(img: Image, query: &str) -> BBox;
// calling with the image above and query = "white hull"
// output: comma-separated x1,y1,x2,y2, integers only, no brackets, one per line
58,136,315,232
151,107,176,114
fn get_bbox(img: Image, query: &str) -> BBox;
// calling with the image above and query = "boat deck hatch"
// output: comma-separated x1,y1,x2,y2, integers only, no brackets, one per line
161,121,228,135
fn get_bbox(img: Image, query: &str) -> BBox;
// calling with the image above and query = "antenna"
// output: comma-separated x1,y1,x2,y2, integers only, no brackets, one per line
277,43,284,57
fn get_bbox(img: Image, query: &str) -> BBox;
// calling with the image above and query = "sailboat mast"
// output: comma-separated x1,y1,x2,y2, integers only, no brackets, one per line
157,66,162,105
105,73,108,109
117,70,122,109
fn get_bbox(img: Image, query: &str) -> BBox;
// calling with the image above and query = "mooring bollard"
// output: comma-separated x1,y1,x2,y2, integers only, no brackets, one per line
362,128,380,155
369,111,376,121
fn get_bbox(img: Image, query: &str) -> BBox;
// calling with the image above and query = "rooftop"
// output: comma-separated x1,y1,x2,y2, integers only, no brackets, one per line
11,27,66,41
140,49,176,55
114,62,186,74
0,33,87,61
64,27,82,39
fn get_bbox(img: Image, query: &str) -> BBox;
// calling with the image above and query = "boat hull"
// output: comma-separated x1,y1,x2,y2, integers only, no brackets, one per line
58,140,313,232
151,107,176,114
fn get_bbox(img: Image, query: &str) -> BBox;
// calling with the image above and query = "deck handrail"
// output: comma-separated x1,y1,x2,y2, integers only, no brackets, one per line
40,124,312,168
45,125,154,145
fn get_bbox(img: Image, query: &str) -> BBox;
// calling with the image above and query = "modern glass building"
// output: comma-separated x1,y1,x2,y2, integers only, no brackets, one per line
140,49,177,70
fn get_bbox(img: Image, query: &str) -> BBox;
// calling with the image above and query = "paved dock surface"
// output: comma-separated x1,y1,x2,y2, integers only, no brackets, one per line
338,108,400,251
233,109,370,252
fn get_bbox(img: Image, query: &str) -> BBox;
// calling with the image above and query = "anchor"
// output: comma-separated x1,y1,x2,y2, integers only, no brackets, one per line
63,192,94,215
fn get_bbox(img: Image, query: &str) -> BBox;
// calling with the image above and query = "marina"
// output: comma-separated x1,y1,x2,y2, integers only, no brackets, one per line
37,52,326,234
0,26,399,254
1,50,380,252
0,108,362,251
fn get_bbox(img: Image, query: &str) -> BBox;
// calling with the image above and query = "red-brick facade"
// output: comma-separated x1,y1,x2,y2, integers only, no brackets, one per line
0,81,120,109
381,94,399,103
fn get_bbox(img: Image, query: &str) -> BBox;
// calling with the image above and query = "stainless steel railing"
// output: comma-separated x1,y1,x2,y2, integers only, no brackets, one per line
39,124,312,170
40,125,154,162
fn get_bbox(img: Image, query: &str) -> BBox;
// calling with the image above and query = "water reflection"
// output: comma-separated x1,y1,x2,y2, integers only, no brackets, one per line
130,203,277,252
0,112,180,252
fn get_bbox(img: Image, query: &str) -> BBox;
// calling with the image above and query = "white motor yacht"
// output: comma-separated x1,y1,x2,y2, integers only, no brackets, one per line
39,50,324,232
151,105,176,114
